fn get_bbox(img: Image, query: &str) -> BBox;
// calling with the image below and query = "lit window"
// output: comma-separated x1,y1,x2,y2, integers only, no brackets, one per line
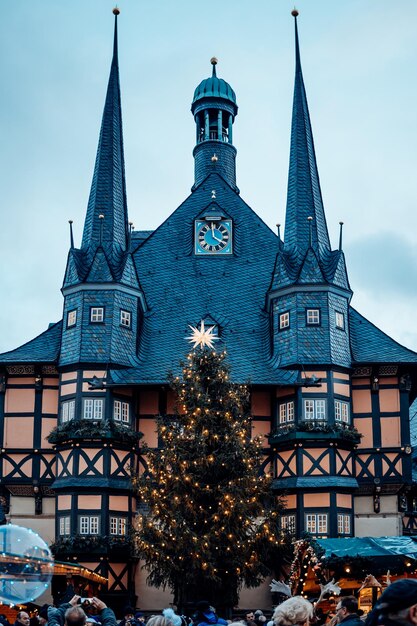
338,514,351,535
304,399,326,421
59,516,70,536
83,398,104,420
279,312,290,330
306,513,328,536
335,400,350,423
79,515,100,535
114,400,130,424
335,311,345,330
279,401,295,424
90,307,104,323
120,310,131,328
110,516,127,536
61,399,75,423
67,310,77,328
306,309,320,325
281,514,296,534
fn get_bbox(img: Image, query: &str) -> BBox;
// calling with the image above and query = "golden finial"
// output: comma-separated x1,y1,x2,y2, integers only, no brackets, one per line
211,154,218,162
113,7,120,15
210,57,218,66
99,214,105,219
291,8,299,17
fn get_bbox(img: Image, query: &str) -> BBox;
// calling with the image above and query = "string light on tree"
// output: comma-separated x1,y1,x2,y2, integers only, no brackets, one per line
134,342,291,613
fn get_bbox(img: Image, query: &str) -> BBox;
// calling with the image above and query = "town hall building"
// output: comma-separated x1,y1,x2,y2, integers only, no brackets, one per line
1,8,417,611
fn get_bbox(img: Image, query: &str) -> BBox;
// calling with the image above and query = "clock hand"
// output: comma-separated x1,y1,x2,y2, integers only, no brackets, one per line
213,233,223,243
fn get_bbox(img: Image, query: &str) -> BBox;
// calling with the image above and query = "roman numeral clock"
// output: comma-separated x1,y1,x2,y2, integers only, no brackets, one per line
194,215,233,255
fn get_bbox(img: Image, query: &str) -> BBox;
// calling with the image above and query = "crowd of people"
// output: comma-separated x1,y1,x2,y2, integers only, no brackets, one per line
2,580,417,626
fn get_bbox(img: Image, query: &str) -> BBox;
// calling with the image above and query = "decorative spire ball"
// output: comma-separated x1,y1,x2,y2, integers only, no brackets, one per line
113,7,120,15
211,57,218,66
291,9,299,17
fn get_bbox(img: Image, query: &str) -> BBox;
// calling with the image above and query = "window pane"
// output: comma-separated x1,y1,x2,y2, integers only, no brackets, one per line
304,400,314,420
306,514,316,533
317,514,327,534
342,402,349,423
279,404,286,424
316,400,326,420
338,514,343,534
67,310,77,327
279,312,289,329
287,401,294,422
91,307,104,322
336,312,345,329
114,400,121,421
83,399,93,419
344,515,350,534
122,402,129,423
93,399,103,419
307,309,320,325
120,310,131,328
335,400,341,422
89,516,99,535
80,516,89,534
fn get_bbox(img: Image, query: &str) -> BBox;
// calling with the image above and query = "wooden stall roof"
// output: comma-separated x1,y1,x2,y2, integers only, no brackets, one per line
54,560,107,584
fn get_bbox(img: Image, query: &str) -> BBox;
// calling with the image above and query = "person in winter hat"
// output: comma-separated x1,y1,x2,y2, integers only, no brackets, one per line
194,602,227,626
365,579,417,626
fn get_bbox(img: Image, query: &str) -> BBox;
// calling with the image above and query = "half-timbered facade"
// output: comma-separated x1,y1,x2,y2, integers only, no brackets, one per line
1,10,417,610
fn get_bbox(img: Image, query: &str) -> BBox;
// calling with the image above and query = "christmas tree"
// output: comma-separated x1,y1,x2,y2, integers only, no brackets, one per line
135,326,291,612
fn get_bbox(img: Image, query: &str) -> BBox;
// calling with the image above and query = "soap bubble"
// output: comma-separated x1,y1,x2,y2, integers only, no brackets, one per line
0,524,54,605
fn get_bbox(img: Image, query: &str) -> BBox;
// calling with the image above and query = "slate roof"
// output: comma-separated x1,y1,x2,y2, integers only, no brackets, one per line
283,14,331,261
80,13,129,274
349,307,417,364
0,321,62,364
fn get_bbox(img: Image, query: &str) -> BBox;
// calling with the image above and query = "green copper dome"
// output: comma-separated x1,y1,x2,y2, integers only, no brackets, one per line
192,58,237,105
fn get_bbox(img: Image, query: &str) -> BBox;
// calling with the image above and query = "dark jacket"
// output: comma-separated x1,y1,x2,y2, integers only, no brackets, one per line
48,604,116,626
340,614,364,626
197,612,228,626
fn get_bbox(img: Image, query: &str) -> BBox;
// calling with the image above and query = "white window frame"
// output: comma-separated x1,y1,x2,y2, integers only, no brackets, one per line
306,513,328,536
61,399,75,423
279,400,295,424
67,309,77,328
335,311,345,330
79,515,100,535
306,309,320,325
90,307,104,323
59,516,71,536
110,516,127,536
335,399,350,424
304,399,326,421
114,400,130,424
83,398,104,420
279,312,290,330
281,514,296,534
338,513,351,535
120,310,131,328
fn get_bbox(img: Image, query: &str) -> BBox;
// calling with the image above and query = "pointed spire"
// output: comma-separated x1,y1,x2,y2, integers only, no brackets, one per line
284,10,331,259
81,7,129,270
339,221,344,250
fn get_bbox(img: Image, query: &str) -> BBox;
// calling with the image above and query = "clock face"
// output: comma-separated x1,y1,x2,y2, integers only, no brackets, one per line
195,219,232,255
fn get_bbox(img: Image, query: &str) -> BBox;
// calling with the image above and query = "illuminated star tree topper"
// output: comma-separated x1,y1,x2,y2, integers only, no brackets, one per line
186,320,219,349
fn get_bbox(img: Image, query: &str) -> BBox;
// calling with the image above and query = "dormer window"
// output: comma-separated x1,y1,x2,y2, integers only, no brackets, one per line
306,309,320,325
279,312,290,330
67,309,77,328
90,307,104,323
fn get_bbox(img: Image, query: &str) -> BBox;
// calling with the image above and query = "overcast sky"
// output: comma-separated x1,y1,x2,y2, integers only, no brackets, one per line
1,0,417,355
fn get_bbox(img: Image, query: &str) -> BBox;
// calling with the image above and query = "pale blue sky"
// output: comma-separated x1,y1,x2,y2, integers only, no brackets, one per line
2,1,417,354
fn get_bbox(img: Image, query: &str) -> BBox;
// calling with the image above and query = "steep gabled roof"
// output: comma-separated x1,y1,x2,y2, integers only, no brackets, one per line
349,307,417,364
0,321,62,364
